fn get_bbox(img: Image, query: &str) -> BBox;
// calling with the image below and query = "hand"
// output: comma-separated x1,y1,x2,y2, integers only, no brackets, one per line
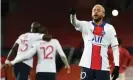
1,64,8,70
111,66,119,80
5,60,10,64
69,8,76,15
1,63,13,70
65,66,70,74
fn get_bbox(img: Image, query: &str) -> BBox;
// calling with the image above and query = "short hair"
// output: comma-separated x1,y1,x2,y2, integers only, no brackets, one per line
93,4,105,13
31,22,40,28
31,22,41,33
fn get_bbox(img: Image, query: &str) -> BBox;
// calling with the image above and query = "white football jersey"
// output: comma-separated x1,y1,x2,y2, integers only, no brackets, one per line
32,39,66,73
15,32,44,67
70,15,119,71
11,39,66,73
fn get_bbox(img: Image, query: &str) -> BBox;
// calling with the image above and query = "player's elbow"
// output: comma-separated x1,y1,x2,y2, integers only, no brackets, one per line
112,45,119,50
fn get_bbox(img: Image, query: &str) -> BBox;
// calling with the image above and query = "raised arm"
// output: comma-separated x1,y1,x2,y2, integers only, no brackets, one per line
69,8,86,32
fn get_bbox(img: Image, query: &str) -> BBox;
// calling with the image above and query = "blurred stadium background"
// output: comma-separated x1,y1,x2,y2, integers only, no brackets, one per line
1,0,133,80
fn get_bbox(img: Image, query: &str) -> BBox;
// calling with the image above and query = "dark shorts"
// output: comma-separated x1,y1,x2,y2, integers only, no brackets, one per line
80,67,110,80
36,72,56,80
14,62,31,80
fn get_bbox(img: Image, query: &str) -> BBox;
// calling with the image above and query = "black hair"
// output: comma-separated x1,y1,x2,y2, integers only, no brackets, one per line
31,22,41,33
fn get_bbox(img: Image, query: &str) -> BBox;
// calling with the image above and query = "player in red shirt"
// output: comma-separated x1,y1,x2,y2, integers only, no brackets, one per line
108,38,131,80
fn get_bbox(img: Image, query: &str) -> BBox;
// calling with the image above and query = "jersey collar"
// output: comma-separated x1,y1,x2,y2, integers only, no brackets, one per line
92,21,106,28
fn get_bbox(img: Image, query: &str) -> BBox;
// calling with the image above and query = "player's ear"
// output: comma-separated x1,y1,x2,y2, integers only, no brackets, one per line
102,13,105,18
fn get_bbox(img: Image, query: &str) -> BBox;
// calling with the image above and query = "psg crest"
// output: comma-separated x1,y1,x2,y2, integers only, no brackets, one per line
102,31,105,36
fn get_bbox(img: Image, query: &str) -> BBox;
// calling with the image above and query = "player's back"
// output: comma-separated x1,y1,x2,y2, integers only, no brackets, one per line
35,39,59,73
16,32,44,67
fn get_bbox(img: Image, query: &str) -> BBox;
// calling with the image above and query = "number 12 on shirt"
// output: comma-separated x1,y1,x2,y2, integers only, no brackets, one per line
40,45,54,59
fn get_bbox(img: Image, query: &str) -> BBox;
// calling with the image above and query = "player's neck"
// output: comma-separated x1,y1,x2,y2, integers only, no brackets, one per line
93,19,103,26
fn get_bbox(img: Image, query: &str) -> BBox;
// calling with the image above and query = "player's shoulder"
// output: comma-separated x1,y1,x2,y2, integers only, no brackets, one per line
26,32,44,39
26,32,43,36
85,21,92,24
88,21,92,23
18,33,27,39
120,47,129,52
19,32,32,37
105,23,115,30
81,21,93,28
50,39,59,43
32,40,43,46
79,20,90,25
105,23,113,27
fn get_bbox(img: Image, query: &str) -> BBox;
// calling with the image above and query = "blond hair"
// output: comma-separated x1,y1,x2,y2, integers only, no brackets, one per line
93,4,105,13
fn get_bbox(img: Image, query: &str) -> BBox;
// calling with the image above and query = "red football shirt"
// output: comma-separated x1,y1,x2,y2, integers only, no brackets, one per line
108,46,131,73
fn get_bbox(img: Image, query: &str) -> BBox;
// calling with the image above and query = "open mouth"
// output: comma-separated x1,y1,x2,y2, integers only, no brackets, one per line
94,15,98,17
94,14,99,19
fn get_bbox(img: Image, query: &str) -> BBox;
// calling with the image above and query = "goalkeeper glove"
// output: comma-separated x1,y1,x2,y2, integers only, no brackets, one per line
69,8,76,15
111,66,120,80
